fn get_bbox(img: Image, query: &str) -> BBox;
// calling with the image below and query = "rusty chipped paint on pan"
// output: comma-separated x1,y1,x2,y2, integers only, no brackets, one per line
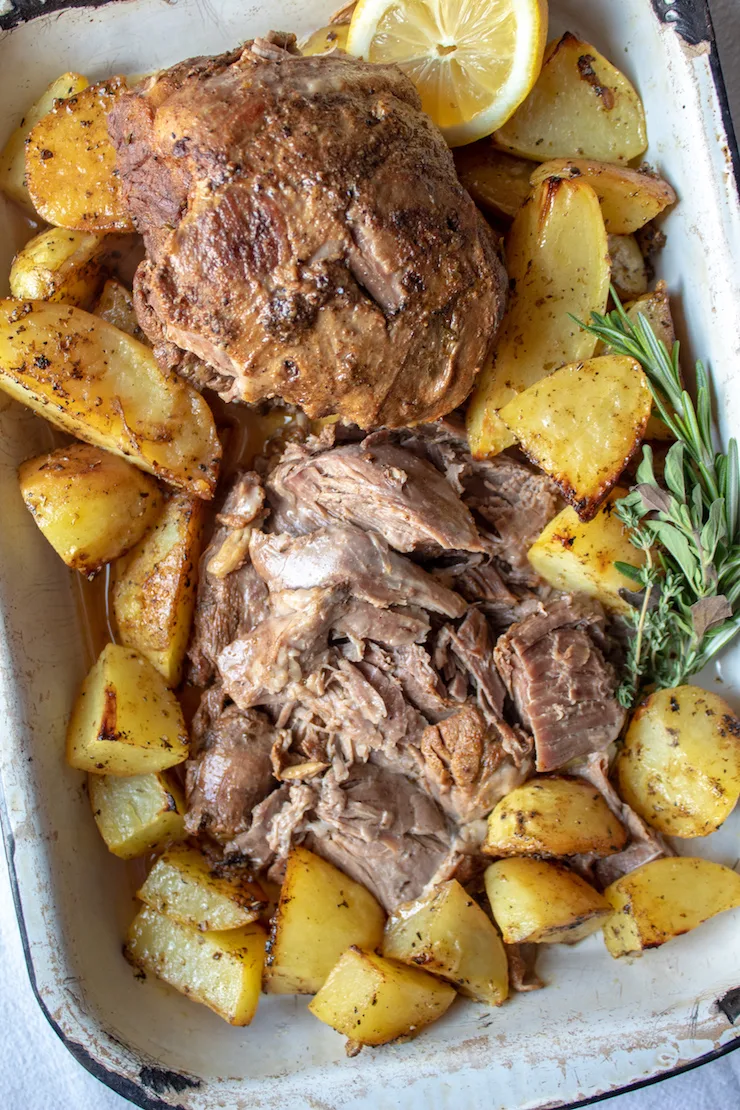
1,1,740,1109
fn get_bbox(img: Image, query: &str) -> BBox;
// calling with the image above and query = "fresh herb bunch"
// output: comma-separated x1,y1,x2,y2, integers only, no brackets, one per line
578,290,740,707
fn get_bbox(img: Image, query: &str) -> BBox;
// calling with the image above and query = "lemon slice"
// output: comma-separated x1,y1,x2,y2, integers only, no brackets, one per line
347,0,547,146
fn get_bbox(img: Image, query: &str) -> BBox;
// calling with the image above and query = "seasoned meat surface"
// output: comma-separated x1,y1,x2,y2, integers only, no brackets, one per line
108,33,506,428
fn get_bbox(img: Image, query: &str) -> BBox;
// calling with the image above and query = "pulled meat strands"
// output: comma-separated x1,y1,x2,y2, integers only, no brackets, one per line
108,33,506,428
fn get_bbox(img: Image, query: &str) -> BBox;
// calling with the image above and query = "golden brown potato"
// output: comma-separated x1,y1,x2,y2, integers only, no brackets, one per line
530,160,676,234
499,355,652,519
137,845,265,931
9,228,119,309
66,643,189,775
25,77,134,231
494,33,647,163
466,177,610,458
89,770,187,859
453,144,534,221
483,776,628,859
264,846,386,995
616,686,740,838
626,284,675,441
527,489,645,616
0,300,221,498
112,493,204,686
126,907,266,1025
18,443,163,575
0,73,89,211
603,857,740,958
301,23,349,55
609,233,648,299
94,279,147,342
485,858,612,944
308,947,456,1045
382,879,508,1005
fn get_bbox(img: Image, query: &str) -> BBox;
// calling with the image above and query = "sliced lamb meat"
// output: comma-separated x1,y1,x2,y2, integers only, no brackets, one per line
227,783,315,883
387,643,452,722
332,601,430,654
435,609,506,722
266,439,483,554
494,596,626,772
505,944,544,992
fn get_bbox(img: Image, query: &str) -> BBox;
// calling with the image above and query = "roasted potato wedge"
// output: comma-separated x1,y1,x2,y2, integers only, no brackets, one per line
113,493,204,686
383,879,508,1005
94,279,147,342
608,233,648,299
10,228,120,309
0,72,89,210
626,284,675,441
466,177,610,458
603,857,740,958
264,846,386,995
616,686,740,838
499,355,652,519
453,144,534,222
483,776,628,859
528,488,645,616
25,77,134,231
309,947,456,1045
530,160,676,234
126,907,266,1025
301,23,349,55
485,858,612,944
0,300,221,498
494,33,647,163
66,643,189,775
19,443,163,575
137,845,265,931
89,770,187,859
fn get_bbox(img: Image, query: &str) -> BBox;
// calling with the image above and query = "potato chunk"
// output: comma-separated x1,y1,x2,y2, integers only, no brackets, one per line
530,160,676,234
616,686,740,837
484,777,628,859
113,493,204,686
25,77,134,231
485,858,612,944
0,300,221,497
494,33,647,163
383,879,508,1005
309,947,455,1045
301,23,349,55
10,228,119,309
608,234,648,299
94,279,147,342
137,845,265,931
126,907,265,1025
453,144,533,221
89,770,186,859
466,177,609,458
19,443,163,575
0,73,89,211
66,643,189,775
603,857,740,958
527,489,645,616
264,846,385,995
500,355,652,519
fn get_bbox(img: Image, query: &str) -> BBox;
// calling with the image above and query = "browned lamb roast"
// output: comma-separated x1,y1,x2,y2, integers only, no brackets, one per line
107,33,506,428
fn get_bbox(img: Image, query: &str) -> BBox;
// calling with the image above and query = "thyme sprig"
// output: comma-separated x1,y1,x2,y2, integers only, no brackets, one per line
577,290,740,707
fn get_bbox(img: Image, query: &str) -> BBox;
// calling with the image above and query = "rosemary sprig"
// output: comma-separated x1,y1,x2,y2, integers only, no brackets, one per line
577,290,740,706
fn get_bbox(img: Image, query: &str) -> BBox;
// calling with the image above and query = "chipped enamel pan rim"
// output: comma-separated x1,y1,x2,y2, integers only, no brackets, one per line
0,1,739,1107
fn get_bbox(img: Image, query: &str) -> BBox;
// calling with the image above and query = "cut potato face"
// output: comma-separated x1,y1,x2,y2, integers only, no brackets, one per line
485,858,612,944
483,776,628,859
530,160,676,235
113,493,204,686
26,77,134,231
308,947,456,1045
137,845,265,931
89,770,186,859
499,355,652,519
603,857,740,958
126,907,266,1025
383,879,508,1006
0,301,221,498
467,177,610,458
19,443,163,575
0,72,89,211
608,233,648,299
494,33,647,163
264,846,386,995
616,686,740,838
10,228,120,309
528,488,645,616
94,279,147,342
454,143,534,222
66,643,190,775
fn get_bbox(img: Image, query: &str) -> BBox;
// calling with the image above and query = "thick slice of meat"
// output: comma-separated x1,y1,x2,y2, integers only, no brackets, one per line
494,597,626,772
109,34,506,428
267,439,483,554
